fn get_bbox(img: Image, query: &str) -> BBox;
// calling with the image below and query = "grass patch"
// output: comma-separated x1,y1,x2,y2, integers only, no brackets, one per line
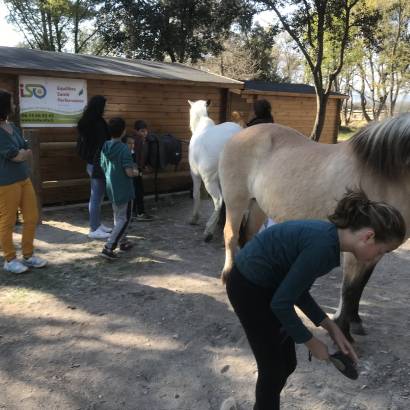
338,125,358,142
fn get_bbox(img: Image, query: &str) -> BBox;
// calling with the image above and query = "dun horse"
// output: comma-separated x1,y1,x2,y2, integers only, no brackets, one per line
188,100,241,241
219,114,410,341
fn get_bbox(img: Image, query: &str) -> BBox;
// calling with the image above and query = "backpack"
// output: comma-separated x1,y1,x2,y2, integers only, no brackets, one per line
145,133,182,170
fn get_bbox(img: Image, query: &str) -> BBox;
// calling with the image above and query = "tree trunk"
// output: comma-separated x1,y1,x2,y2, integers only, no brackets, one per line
310,91,329,142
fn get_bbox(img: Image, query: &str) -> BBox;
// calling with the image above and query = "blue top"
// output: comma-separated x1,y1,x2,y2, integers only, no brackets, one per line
100,140,135,205
0,124,29,186
235,220,340,344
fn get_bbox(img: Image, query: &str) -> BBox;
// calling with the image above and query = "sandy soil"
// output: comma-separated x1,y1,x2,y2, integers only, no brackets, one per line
0,194,409,410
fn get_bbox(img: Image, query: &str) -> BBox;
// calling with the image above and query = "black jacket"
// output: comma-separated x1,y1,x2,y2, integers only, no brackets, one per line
78,118,109,178
246,115,274,127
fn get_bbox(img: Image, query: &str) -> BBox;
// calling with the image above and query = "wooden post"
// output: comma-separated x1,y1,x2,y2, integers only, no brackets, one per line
24,129,43,223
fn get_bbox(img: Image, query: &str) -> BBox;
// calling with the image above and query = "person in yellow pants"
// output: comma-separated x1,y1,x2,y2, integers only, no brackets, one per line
0,89,47,273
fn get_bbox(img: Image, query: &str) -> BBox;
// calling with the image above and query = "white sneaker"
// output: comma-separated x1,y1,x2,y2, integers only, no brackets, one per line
88,227,110,239
99,224,112,233
22,255,48,268
4,259,29,274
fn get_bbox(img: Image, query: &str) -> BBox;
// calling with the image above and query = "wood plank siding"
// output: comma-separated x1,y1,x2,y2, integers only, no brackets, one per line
229,92,340,144
1,74,227,204
1,69,344,205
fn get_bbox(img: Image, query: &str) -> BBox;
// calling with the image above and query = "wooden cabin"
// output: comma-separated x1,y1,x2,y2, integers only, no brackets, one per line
0,47,345,206
0,46,242,205
228,81,345,144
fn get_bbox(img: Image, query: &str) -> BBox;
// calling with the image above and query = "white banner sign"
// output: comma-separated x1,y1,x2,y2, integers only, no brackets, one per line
19,76,87,127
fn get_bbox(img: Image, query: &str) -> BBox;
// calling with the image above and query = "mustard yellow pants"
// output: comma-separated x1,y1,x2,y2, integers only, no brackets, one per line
0,178,39,262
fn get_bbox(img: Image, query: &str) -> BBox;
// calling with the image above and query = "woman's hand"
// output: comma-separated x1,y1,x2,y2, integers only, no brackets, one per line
320,318,359,363
305,336,330,361
11,149,32,162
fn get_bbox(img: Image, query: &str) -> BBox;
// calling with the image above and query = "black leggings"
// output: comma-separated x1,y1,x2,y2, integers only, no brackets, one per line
226,265,297,410
132,175,145,215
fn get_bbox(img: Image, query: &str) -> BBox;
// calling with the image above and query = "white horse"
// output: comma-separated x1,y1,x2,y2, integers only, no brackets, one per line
188,100,242,241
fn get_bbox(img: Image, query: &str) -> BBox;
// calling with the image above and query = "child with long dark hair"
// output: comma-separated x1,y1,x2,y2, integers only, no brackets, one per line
226,190,406,409
77,95,111,239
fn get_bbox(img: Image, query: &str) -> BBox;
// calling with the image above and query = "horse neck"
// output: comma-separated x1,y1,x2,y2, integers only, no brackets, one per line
190,113,215,134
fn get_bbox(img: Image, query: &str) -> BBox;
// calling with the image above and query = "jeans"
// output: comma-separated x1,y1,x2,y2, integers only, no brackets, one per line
86,164,105,231
226,265,297,410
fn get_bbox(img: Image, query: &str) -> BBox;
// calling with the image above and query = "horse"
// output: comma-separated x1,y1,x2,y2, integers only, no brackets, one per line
218,114,410,341
188,100,242,241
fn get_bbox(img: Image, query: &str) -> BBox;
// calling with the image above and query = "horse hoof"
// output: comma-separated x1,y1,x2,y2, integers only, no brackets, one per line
204,233,213,242
189,217,199,225
351,321,367,336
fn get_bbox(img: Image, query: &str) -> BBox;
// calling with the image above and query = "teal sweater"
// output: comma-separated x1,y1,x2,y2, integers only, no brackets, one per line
100,140,135,205
235,220,340,343
0,124,29,186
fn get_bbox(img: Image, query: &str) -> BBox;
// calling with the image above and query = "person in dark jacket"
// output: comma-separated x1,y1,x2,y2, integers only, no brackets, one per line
77,95,111,239
246,99,274,127
226,190,406,410
131,120,153,221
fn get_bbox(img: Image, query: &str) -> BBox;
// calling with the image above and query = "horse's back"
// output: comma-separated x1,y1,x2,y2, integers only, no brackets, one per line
189,121,242,176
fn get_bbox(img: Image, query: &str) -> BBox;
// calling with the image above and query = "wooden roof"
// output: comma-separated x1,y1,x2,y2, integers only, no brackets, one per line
0,46,242,88
242,80,347,99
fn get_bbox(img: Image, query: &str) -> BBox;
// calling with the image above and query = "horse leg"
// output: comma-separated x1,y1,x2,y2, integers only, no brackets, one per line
202,178,223,242
333,253,375,341
189,172,201,225
238,199,266,247
221,199,249,284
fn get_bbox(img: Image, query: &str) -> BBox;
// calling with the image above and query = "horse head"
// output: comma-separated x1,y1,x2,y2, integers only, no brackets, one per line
188,100,214,134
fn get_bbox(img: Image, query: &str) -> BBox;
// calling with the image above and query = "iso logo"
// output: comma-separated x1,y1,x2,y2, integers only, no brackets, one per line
20,83,47,98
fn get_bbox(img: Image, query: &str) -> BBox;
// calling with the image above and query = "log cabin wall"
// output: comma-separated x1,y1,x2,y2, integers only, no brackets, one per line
1,73,227,204
229,92,342,144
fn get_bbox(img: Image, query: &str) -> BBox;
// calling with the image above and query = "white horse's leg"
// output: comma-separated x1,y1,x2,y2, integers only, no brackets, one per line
202,178,223,242
189,172,202,225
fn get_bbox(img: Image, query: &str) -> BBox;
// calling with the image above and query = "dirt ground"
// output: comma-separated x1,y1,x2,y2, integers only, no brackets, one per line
0,194,409,410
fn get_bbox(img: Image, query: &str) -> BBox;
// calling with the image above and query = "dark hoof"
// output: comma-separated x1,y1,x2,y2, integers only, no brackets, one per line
351,321,367,336
204,233,213,242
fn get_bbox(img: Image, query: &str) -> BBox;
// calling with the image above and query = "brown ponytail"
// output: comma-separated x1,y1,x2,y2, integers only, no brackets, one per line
328,189,406,243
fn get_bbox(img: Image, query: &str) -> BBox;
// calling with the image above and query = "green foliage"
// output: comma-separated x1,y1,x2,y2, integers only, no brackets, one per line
4,0,104,53
255,0,381,140
98,0,256,63
192,23,281,81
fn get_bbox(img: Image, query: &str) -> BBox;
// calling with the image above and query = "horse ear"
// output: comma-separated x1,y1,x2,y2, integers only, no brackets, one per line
188,100,193,106
206,100,211,107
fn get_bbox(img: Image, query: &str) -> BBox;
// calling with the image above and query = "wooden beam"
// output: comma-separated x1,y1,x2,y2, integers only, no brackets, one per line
23,129,43,222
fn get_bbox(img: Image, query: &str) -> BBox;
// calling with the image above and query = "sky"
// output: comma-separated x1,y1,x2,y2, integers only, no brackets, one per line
0,1,25,46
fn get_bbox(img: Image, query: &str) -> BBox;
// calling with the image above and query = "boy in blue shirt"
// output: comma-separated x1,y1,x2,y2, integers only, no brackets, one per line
100,117,138,260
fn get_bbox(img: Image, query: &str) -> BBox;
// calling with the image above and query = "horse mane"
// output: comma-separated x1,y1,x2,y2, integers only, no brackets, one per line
189,100,215,134
349,113,410,178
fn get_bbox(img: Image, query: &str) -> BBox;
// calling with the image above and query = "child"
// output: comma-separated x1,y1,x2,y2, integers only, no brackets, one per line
131,120,153,221
226,190,406,410
100,118,138,260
